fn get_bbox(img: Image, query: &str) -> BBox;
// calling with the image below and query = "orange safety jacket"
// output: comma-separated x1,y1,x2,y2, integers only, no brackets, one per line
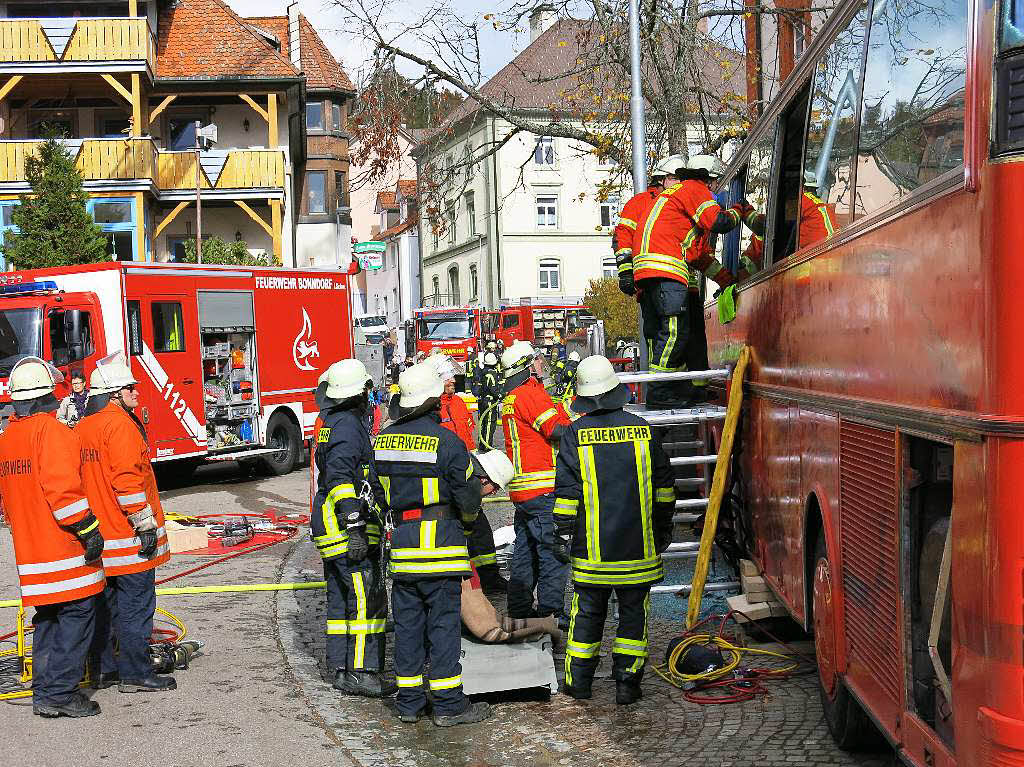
440,392,476,451
614,186,661,272
0,413,104,607
798,191,837,250
77,402,170,576
633,180,742,286
501,376,569,502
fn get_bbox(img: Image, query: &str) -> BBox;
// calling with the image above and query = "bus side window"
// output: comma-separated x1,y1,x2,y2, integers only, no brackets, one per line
801,2,868,249
771,80,812,263
740,132,775,277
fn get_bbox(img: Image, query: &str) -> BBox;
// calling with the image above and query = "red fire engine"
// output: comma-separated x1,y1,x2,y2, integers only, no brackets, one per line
0,262,354,475
480,299,596,352
413,306,481,361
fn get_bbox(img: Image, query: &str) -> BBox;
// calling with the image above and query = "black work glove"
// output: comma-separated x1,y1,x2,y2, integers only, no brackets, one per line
550,533,572,564
655,528,673,555
81,529,105,563
346,524,369,563
618,272,636,296
138,529,158,559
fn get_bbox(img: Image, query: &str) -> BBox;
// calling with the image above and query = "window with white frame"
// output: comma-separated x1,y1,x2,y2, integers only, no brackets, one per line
469,264,478,300
536,194,558,228
534,136,555,165
538,258,560,290
602,256,616,278
446,202,457,244
464,192,476,236
599,194,620,227
432,275,440,300
448,265,461,304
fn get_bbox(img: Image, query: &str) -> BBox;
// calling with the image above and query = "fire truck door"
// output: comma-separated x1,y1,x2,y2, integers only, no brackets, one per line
134,295,206,456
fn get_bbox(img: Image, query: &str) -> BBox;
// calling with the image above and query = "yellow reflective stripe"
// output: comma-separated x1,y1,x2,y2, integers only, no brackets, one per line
347,620,386,633
465,463,474,480
567,639,601,659
572,570,664,586
553,497,579,516
638,196,668,256
619,217,637,230
379,475,391,505
571,555,662,571
658,315,678,371
580,445,600,561
565,592,579,685
396,675,423,688
681,227,699,251
613,637,649,657
326,619,349,635
422,478,440,505
471,552,497,567
76,519,99,536
633,254,689,279
352,571,366,669
634,440,654,559
532,408,557,431
390,545,469,560
429,675,462,691
321,483,356,536
806,192,835,236
507,419,522,473
694,199,718,221
655,487,675,504
389,560,472,574
419,520,437,550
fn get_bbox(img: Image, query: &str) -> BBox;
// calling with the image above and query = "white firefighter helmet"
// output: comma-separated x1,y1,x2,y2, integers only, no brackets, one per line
688,154,727,179
472,449,515,490
500,340,537,374
425,353,457,382
568,351,581,362
324,358,372,400
483,352,498,367
575,355,620,398
803,170,819,188
89,351,138,395
396,362,444,410
9,357,64,401
652,154,686,178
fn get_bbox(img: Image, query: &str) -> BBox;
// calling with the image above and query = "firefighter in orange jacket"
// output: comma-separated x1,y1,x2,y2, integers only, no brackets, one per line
631,154,748,408
500,341,571,619
428,355,507,594
613,155,682,297
78,353,175,694
799,171,837,250
0,358,105,718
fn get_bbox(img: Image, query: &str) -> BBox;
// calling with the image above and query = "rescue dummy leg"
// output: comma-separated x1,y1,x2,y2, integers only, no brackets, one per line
32,596,101,718
638,280,690,409
460,574,562,644
563,588,610,700
610,587,651,705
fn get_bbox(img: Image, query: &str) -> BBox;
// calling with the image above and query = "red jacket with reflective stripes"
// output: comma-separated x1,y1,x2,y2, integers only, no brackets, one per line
798,191,837,250
440,393,476,451
0,413,104,607
633,180,740,285
77,402,169,576
614,187,660,261
501,376,569,502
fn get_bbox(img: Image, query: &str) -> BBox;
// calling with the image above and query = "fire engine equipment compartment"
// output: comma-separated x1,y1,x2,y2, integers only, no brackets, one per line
199,291,258,451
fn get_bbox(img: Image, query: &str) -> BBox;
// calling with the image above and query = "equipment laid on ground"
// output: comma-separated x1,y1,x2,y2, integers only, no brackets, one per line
460,636,558,696
219,518,255,548
150,640,204,673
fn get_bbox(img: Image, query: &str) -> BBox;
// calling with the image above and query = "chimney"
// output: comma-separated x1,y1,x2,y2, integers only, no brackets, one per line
529,4,556,42
287,2,301,70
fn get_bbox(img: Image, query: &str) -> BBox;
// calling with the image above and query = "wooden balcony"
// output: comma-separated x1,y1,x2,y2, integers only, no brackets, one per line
157,150,286,192
0,139,157,183
0,18,154,70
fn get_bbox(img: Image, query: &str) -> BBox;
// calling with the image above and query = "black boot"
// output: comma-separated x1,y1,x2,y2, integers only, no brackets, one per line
477,566,508,594
34,692,101,718
92,671,119,690
432,701,491,727
339,671,397,698
119,675,177,693
562,681,592,700
397,707,426,724
615,681,642,705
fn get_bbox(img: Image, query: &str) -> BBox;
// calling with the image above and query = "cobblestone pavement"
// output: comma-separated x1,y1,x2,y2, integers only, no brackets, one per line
278,504,897,767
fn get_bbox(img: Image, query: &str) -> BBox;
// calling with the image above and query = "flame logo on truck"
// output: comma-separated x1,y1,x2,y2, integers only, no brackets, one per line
292,308,320,371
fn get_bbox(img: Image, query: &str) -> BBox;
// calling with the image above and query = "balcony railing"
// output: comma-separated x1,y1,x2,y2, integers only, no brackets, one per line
0,18,154,68
0,140,285,192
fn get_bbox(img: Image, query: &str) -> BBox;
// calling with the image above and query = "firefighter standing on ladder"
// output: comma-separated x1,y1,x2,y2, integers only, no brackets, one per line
552,355,676,704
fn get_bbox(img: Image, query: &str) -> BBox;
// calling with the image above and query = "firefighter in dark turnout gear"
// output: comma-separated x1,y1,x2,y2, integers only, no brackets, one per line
374,363,492,727
311,359,393,698
477,353,501,449
553,355,676,705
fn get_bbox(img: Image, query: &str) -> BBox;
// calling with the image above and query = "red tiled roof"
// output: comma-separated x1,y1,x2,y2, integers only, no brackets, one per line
379,217,416,241
375,190,397,211
246,14,355,92
157,0,299,80
395,179,417,199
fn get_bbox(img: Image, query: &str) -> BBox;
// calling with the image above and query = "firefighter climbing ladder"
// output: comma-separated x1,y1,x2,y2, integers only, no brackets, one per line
618,346,750,628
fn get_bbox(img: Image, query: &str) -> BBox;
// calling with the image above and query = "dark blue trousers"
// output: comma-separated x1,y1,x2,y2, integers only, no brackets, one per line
508,493,569,619
392,577,467,717
32,595,96,705
324,555,387,671
92,569,156,680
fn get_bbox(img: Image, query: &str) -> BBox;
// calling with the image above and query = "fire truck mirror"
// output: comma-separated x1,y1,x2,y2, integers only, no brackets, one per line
63,310,90,363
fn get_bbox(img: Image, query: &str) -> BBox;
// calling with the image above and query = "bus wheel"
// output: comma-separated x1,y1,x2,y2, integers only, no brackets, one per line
260,412,300,476
813,529,887,751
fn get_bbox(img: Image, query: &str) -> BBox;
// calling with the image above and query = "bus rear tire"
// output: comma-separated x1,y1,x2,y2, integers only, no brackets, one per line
812,528,887,752
260,411,300,476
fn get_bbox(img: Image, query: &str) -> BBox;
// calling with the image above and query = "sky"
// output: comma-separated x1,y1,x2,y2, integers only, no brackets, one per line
225,0,527,88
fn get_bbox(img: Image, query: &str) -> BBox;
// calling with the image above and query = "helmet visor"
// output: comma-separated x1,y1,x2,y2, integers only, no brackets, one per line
10,356,65,386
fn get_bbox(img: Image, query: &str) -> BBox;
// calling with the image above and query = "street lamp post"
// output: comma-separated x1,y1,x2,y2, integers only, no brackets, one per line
627,0,649,378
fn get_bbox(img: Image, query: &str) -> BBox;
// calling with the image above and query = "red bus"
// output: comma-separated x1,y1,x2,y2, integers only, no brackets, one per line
700,0,1022,764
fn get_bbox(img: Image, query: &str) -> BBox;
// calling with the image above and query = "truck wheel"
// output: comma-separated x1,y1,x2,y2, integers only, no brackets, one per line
812,528,887,751
260,412,300,476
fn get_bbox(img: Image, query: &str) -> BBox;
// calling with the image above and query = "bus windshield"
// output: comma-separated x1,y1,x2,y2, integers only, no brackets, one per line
419,315,472,340
0,308,42,376
1003,0,1023,49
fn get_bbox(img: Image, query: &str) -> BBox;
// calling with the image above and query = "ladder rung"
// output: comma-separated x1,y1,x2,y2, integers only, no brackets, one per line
641,407,727,426
670,455,717,466
660,550,698,560
666,542,701,553
675,498,708,510
663,441,704,451
673,512,701,524
649,580,740,595
617,369,730,384
674,477,705,487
